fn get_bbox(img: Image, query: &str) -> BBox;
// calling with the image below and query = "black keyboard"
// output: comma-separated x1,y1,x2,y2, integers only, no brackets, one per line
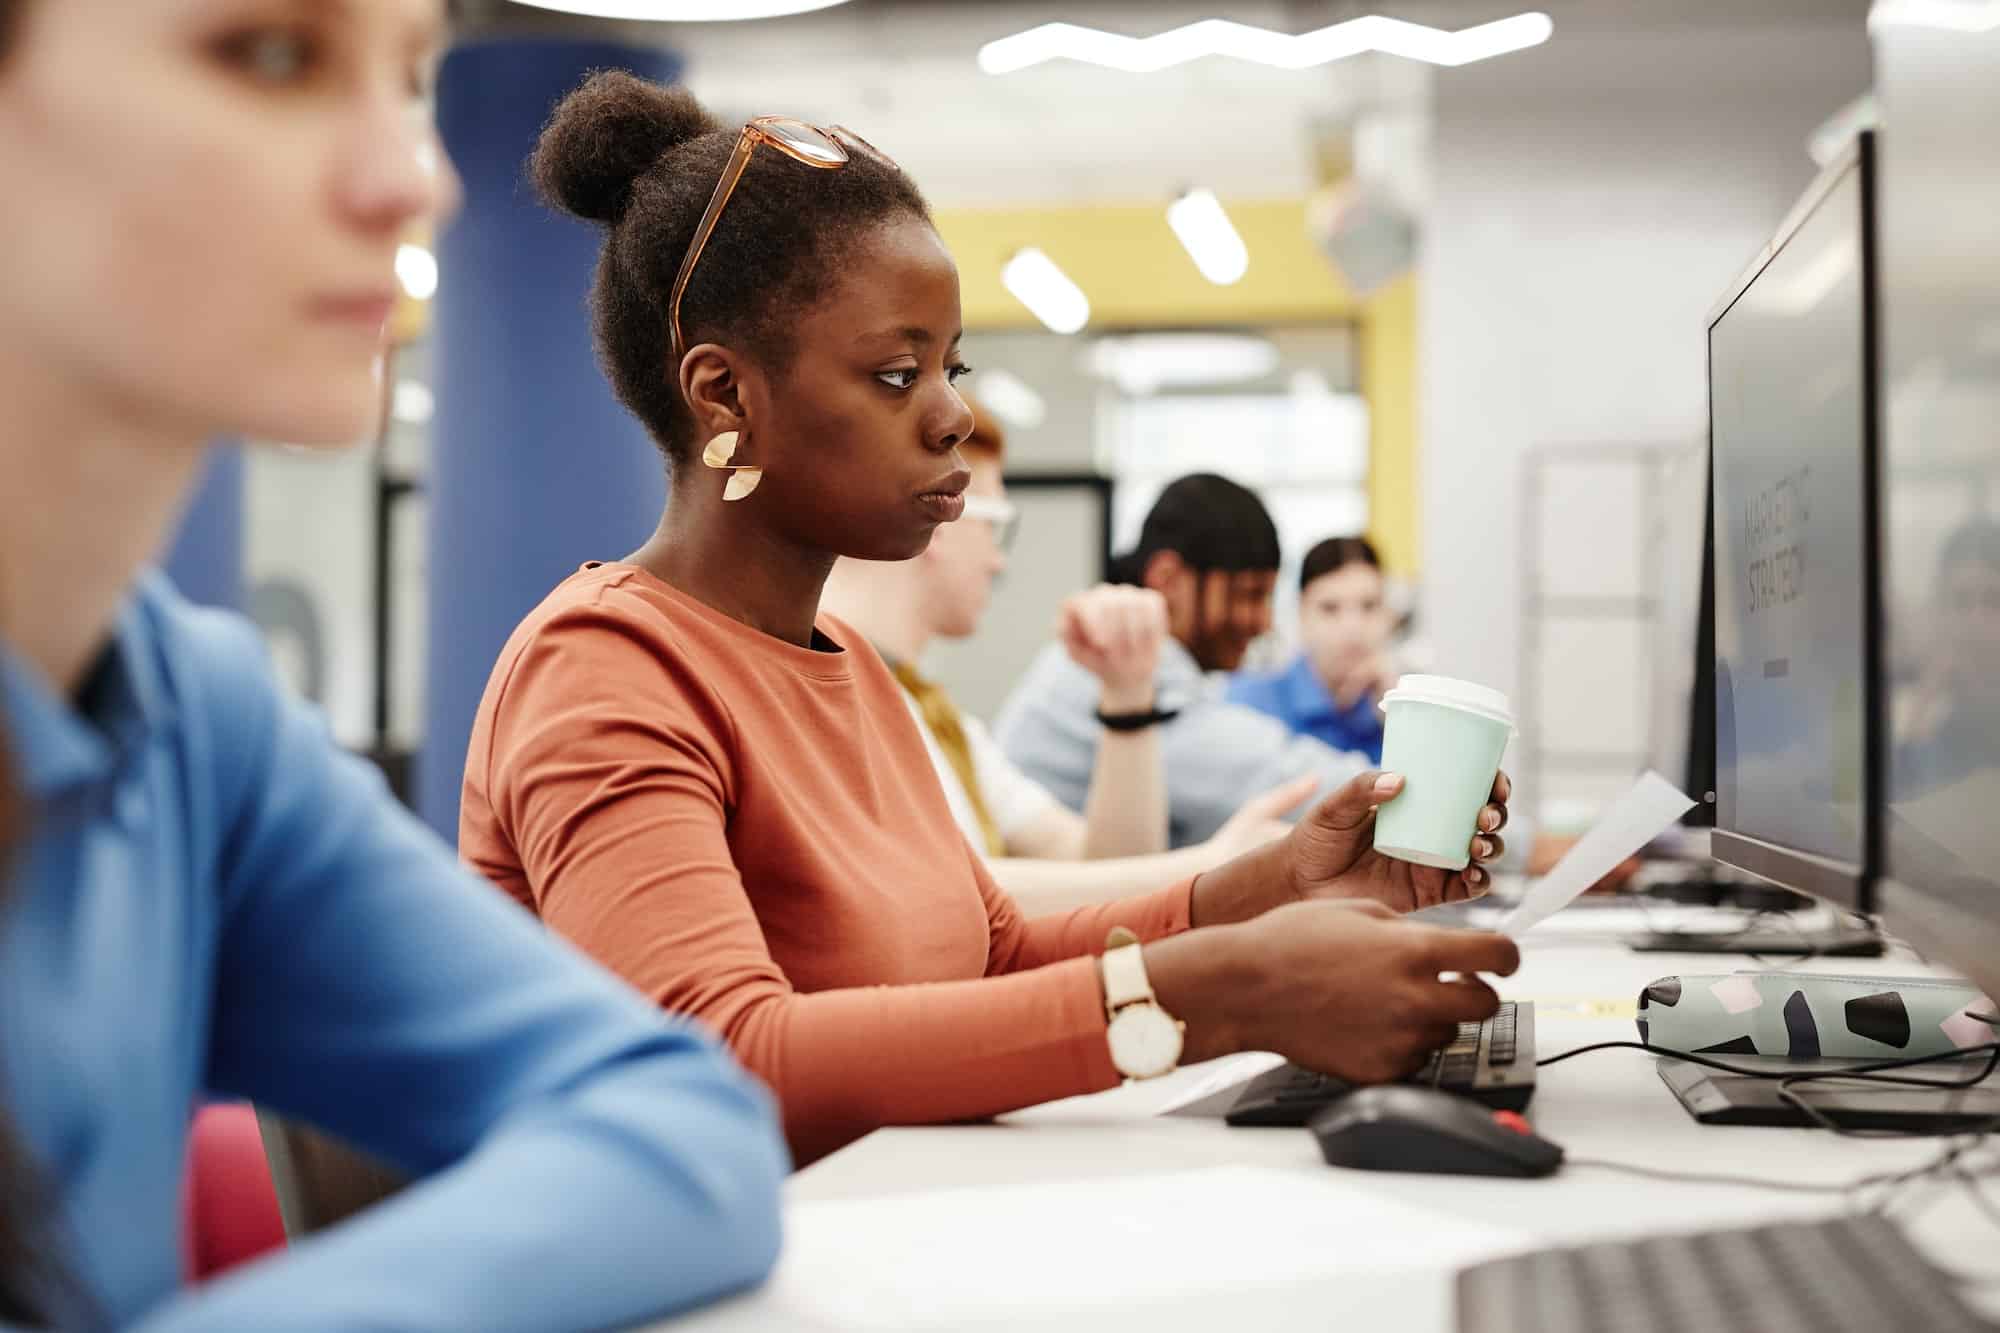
1457,1214,1994,1333
1223,1001,1535,1127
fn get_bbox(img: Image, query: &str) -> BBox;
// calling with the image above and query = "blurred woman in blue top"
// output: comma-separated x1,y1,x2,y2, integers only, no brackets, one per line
0,1,785,1329
1227,538,1398,765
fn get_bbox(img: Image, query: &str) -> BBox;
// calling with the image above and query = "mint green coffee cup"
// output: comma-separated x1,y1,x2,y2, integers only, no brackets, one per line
1373,675,1516,871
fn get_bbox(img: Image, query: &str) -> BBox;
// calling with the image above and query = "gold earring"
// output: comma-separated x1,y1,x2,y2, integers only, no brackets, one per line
702,430,763,501
702,431,739,469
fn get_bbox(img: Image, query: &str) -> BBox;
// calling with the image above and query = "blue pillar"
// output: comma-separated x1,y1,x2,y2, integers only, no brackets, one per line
419,38,679,840
161,444,245,612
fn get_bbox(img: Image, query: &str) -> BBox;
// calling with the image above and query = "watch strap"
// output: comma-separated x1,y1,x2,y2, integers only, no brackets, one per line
1095,707,1180,732
1100,939,1156,1012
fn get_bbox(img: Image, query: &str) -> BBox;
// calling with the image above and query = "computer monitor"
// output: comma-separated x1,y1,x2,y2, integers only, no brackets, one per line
1685,485,1717,830
1707,131,1880,914
1645,452,1717,830
1872,20,2000,1002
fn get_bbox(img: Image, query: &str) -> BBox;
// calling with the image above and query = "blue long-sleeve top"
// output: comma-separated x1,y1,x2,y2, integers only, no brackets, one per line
1224,655,1386,765
0,576,787,1331
995,639,1373,848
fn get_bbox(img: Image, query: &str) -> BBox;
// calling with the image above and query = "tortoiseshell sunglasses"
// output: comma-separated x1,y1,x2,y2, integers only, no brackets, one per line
669,116,891,362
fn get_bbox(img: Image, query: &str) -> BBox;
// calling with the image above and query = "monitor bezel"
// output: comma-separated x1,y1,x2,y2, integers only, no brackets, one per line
1703,129,1882,916
1681,464,1717,828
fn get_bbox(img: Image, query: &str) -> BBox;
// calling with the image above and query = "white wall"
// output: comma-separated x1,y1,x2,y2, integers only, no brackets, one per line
243,444,378,749
1419,12,1872,819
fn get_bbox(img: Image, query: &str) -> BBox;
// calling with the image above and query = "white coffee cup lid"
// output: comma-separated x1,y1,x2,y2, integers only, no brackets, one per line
1379,674,1516,732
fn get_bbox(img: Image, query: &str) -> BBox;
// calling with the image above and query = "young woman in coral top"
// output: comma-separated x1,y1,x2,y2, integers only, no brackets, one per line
460,71,1520,1166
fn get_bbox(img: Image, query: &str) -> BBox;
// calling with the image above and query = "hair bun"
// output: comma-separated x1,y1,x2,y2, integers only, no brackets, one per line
531,70,719,225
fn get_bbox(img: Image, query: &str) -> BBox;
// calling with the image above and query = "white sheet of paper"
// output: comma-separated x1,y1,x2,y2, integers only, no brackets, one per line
1152,1051,1289,1114
1498,771,1695,937
990,1051,1286,1123
672,1166,1522,1332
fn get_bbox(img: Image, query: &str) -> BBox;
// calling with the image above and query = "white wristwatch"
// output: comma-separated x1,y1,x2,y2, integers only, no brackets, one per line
1099,926,1185,1080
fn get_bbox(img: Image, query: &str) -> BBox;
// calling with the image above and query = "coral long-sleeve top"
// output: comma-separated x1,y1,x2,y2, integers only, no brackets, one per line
460,562,1193,1164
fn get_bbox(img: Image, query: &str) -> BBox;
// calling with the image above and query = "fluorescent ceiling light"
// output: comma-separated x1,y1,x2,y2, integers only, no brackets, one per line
508,1,853,20
395,243,438,301
978,13,1552,75
973,369,1048,430
1166,189,1249,286
1868,0,2000,31
1002,248,1090,335
1085,333,1279,395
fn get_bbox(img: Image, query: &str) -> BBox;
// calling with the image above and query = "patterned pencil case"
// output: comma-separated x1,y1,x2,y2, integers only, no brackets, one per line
1636,971,1995,1060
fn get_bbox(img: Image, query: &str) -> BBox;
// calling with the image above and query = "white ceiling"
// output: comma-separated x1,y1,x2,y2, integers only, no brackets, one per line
475,1,1870,208
668,3,1433,206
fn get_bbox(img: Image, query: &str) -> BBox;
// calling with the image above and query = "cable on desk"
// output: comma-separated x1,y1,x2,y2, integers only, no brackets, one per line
1563,1141,2000,1199
1744,907,1827,967
1948,1154,2000,1233
1864,1130,2000,1222
1565,1138,2000,1213
1626,902,1883,967
1544,1034,2000,1287
1536,1039,2000,1090
1539,1041,2000,1147
1561,1158,1867,1194
1775,1049,2000,1140
1853,1137,1999,1218
1537,1038,2000,1245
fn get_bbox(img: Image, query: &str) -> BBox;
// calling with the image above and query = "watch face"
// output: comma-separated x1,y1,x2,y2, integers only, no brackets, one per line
1108,1005,1184,1079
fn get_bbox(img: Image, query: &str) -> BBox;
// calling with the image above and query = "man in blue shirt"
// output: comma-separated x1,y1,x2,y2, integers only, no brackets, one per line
1226,536,1395,764
0,577,787,1331
997,477,1382,849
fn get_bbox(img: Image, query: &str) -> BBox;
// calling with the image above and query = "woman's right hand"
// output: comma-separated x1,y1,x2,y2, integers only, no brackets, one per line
1145,901,1521,1083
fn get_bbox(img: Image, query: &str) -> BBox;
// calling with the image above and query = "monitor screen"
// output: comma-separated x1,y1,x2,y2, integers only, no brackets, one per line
1874,19,2000,999
1708,145,1874,907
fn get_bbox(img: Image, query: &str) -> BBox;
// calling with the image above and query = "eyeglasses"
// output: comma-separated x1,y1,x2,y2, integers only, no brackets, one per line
669,116,890,363
961,494,1021,551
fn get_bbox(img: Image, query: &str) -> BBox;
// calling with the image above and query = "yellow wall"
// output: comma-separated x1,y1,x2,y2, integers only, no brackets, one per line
932,198,1420,575
1358,271,1419,577
934,199,1362,327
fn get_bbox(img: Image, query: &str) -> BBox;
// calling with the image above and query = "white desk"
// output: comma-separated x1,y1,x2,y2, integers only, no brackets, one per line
670,923,2000,1331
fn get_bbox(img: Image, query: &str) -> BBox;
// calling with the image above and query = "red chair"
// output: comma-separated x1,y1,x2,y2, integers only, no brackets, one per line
181,1102,287,1281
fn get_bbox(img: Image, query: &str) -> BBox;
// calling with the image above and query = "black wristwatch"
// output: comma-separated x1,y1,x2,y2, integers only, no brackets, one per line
1095,707,1181,732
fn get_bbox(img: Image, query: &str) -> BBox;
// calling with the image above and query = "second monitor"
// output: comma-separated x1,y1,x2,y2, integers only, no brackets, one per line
1707,129,1881,916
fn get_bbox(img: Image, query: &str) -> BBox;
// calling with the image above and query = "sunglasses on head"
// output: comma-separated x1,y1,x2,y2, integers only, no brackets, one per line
669,116,893,363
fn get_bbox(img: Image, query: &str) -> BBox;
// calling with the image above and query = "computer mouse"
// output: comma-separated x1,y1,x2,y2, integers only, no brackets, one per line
1308,1085,1564,1178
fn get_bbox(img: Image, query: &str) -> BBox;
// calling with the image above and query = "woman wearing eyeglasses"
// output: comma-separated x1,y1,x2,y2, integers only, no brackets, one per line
817,396,1313,914
0,4,783,1328
461,71,1520,1168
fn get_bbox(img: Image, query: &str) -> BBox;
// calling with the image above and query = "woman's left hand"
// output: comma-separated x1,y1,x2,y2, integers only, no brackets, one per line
1284,769,1509,913
1189,769,1509,928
